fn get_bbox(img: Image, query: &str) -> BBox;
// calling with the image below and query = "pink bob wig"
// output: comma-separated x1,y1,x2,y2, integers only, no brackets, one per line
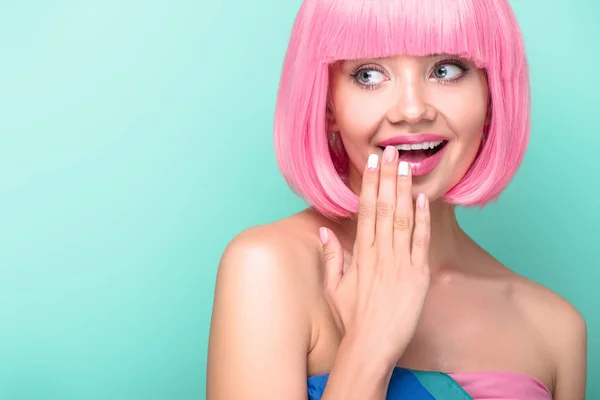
273,0,530,219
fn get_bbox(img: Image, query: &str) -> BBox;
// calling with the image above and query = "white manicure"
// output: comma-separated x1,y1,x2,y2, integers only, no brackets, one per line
398,161,409,176
367,154,379,169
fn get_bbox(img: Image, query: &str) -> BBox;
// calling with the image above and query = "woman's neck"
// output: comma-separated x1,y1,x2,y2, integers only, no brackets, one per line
427,199,470,271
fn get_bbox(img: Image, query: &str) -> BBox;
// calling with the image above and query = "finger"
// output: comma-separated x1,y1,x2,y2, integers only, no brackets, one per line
355,153,380,254
410,193,431,267
375,146,399,252
393,161,415,257
320,227,344,293
342,248,352,274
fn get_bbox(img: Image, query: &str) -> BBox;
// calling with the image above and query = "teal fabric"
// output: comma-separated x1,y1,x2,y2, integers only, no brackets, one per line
411,369,473,399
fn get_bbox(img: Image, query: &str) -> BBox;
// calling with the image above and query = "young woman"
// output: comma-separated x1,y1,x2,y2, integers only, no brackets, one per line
206,0,587,398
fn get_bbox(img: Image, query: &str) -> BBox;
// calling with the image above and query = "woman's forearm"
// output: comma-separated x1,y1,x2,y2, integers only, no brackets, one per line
320,334,395,400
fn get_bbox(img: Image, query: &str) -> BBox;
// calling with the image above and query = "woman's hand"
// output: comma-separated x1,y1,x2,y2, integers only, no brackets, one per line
319,145,431,367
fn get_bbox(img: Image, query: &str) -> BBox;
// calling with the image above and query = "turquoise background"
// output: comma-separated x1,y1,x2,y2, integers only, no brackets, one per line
0,0,597,398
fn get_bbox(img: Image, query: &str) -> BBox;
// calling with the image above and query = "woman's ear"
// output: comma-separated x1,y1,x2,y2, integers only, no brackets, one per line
484,97,492,129
326,100,339,133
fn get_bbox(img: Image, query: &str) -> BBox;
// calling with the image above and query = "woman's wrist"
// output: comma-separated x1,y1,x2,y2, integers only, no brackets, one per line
321,333,396,400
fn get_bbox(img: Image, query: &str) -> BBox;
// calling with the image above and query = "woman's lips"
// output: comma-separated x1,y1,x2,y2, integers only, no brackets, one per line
401,144,446,176
377,133,449,177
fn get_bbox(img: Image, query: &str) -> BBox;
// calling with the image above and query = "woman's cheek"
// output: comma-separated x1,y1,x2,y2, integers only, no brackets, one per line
339,100,386,138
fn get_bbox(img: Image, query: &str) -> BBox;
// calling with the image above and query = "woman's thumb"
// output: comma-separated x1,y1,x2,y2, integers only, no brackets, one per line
319,227,343,292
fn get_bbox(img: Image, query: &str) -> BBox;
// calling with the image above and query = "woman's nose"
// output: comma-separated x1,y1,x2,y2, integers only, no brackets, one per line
386,76,436,125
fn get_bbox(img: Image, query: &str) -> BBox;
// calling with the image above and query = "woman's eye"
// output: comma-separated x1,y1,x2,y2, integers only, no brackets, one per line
355,69,386,85
432,64,464,80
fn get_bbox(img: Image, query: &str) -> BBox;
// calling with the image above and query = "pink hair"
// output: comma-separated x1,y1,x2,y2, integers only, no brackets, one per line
273,0,530,219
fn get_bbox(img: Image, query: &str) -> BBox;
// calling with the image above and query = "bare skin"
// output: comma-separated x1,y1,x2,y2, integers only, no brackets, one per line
207,205,586,399
206,54,587,399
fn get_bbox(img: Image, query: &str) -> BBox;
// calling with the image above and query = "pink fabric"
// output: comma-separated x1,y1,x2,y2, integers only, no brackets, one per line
449,371,552,399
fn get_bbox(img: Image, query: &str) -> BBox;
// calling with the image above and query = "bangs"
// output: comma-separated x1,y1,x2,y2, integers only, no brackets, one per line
309,0,496,69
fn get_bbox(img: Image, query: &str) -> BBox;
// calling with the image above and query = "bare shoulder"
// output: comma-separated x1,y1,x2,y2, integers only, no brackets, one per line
212,207,328,334
206,208,328,399
510,273,586,347
510,273,587,399
217,207,326,287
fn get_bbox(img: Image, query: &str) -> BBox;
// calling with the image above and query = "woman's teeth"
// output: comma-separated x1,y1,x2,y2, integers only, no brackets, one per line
394,140,444,151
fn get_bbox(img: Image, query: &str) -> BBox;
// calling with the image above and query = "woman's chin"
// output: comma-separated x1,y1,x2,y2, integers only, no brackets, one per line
410,173,454,203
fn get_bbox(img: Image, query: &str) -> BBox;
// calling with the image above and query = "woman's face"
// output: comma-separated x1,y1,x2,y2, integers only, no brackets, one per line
327,54,490,201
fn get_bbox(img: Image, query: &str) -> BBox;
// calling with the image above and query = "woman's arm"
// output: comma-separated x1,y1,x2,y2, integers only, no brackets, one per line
320,332,394,400
206,229,311,400
552,301,587,400
206,227,394,400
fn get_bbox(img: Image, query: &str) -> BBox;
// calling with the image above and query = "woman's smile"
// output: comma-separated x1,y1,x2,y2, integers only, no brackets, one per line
377,133,449,176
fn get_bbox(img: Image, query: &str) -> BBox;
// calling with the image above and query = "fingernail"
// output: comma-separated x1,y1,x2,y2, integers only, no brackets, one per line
398,161,409,176
319,227,329,244
367,154,378,170
417,193,426,209
383,146,396,162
